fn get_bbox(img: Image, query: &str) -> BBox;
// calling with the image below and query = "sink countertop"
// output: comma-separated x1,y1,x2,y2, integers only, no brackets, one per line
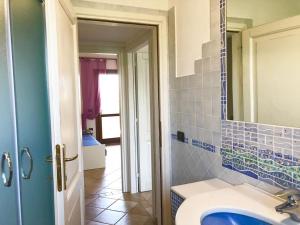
176,184,298,225
171,178,232,199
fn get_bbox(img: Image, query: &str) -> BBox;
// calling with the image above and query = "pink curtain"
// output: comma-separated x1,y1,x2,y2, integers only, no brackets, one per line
80,58,106,130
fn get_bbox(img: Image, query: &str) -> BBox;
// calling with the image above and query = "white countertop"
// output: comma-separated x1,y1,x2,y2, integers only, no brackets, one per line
171,178,232,199
176,184,298,225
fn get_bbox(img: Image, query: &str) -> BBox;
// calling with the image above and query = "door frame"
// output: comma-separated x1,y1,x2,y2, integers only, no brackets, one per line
75,6,171,225
45,2,171,225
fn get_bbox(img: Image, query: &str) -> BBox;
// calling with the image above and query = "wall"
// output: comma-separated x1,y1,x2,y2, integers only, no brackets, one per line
169,0,210,77
73,0,168,10
227,0,300,26
165,0,280,78
169,0,300,192
169,0,227,186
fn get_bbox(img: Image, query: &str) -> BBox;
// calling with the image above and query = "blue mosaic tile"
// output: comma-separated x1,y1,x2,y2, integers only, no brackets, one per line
171,134,177,140
192,139,216,153
171,191,185,220
274,127,293,139
293,128,300,140
245,123,258,133
258,125,274,136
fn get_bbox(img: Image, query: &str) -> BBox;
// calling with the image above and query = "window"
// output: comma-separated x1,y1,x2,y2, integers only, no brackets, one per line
97,74,121,144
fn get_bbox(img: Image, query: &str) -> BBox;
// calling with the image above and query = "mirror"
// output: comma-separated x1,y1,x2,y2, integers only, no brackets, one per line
226,0,300,127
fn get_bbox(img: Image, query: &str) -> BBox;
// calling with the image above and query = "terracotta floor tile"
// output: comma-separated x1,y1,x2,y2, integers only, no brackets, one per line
85,198,97,206
145,207,153,216
85,194,100,200
98,189,123,199
107,180,122,190
143,218,156,225
87,197,117,209
139,200,152,208
85,146,156,225
140,192,152,201
93,209,125,224
108,200,138,212
116,214,152,225
85,207,104,220
85,186,103,195
127,204,151,216
86,220,108,225
120,193,145,202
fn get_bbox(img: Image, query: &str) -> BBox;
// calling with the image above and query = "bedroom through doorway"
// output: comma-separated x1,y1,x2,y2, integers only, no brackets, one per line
78,20,159,225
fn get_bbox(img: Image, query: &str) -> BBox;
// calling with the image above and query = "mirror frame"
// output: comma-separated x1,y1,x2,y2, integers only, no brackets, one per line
219,0,300,189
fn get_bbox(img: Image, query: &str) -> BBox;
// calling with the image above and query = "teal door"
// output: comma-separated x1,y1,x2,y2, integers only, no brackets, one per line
10,0,55,225
0,1,20,225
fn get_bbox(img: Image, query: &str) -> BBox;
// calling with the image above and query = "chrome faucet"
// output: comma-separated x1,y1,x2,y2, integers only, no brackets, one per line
275,189,300,222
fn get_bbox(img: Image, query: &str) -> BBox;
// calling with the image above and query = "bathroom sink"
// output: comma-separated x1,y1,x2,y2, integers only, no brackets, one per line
201,212,272,225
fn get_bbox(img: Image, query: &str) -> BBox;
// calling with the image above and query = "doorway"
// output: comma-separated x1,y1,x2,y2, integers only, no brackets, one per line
77,20,160,225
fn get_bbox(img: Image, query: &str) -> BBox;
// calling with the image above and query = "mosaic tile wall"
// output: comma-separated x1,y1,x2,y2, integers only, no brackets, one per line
169,0,300,191
170,191,185,220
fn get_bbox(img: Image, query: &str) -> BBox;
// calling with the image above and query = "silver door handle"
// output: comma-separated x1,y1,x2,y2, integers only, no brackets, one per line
1,152,13,187
20,147,33,179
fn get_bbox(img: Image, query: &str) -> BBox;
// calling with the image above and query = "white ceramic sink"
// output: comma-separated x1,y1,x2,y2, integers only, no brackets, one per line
176,184,298,225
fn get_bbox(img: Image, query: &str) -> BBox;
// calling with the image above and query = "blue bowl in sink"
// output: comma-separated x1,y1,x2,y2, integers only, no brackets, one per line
201,212,272,225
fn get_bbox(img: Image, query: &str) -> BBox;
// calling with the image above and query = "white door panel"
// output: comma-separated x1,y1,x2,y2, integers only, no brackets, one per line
230,33,243,121
256,32,300,127
56,1,79,187
56,2,83,224
45,1,84,225
243,15,300,126
136,48,152,192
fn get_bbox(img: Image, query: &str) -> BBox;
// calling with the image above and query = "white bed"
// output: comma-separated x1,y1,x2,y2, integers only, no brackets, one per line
82,134,106,170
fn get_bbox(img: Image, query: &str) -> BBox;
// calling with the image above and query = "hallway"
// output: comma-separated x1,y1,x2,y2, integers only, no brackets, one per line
85,146,155,225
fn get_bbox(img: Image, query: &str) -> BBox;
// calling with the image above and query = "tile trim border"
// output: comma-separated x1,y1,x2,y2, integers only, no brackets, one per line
171,134,216,153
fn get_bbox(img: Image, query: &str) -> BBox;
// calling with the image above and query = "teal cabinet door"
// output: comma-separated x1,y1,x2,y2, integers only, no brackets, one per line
0,1,20,225
10,1,55,225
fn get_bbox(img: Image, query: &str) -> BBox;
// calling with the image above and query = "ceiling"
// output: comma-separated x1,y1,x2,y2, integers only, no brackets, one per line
78,20,153,45
73,0,169,11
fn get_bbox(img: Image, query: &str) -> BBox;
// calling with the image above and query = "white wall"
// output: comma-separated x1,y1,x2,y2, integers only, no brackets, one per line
74,0,211,77
169,0,210,77
75,0,168,10
228,0,300,26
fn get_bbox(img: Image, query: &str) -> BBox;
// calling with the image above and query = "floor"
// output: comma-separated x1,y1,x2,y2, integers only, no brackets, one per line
85,145,156,225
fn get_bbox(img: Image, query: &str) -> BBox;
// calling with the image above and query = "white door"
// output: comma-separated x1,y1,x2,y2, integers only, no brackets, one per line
45,1,84,225
230,32,243,121
243,15,300,127
135,46,152,192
